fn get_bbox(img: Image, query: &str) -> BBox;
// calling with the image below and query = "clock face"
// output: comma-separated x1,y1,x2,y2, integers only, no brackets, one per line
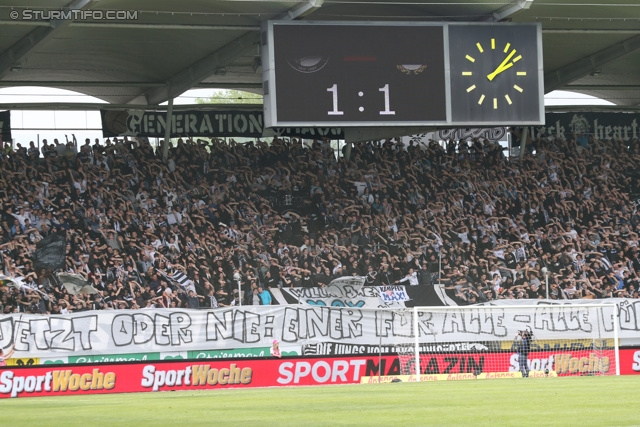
449,24,543,124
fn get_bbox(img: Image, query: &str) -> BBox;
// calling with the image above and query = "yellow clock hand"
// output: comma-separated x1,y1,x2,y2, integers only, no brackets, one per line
487,49,517,81
487,62,514,81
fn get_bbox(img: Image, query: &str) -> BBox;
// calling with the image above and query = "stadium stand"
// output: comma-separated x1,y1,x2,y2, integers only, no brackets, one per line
1,130,639,315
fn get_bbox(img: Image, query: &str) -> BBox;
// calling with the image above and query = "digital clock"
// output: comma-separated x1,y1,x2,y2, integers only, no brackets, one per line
263,22,447,127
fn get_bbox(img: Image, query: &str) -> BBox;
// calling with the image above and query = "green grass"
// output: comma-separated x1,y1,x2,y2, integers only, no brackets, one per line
1,376,638,426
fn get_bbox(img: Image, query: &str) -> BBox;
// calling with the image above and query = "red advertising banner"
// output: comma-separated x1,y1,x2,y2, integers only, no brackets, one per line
618,349,640,375
0,349,635,399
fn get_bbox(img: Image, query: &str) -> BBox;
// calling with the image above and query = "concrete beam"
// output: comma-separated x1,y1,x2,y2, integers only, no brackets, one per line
288,0,324,20
142,31,260,105
544,34,640,93
492,0,534,22
0,0,94,78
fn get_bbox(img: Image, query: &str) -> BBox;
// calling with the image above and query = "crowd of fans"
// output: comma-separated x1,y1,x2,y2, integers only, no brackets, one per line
1,129,640,315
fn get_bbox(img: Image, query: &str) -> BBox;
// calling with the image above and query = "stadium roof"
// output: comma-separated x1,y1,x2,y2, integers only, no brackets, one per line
0,0,639,107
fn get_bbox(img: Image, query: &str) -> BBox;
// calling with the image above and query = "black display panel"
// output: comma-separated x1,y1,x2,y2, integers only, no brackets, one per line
449,24,542,124
268,23,446,126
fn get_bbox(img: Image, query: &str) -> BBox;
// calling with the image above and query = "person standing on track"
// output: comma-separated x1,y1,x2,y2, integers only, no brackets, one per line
270,339,282,358
515,329,532,378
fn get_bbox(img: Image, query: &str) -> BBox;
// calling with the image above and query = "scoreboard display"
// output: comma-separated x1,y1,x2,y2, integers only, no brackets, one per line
262,21,544,128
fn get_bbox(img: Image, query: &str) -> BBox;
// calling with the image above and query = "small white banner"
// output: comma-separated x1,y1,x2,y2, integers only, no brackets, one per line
378,285,410,303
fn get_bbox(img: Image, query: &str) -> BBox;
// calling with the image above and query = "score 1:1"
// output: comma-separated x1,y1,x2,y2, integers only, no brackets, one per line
326,84,396,116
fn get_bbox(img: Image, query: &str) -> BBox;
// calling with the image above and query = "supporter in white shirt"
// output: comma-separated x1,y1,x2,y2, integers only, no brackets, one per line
396,269,419,286
166,208,182,226
11,207,29,227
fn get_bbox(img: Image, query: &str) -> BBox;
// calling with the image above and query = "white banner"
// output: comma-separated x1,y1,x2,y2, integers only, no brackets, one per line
279,280,405,308
378,286,410,303
1,298,639,359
